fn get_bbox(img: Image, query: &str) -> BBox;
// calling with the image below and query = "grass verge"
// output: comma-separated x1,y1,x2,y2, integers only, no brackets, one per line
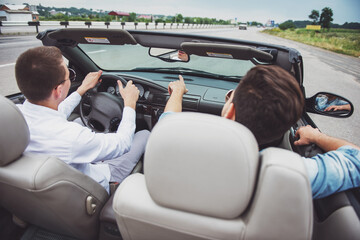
262,28,360,57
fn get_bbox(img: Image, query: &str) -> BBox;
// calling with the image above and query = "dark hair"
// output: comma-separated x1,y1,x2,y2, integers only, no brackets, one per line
233,65,304,146
15,46,65,102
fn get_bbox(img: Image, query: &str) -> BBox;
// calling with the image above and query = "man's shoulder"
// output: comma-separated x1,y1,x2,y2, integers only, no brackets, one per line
307,145,360,163
159,111,175,121
335,145,360,157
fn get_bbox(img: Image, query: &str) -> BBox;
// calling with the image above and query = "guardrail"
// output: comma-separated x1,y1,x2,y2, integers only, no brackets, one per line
0,20,236,34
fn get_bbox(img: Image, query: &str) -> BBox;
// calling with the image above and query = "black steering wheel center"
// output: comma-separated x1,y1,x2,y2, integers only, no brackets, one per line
80,74,127,133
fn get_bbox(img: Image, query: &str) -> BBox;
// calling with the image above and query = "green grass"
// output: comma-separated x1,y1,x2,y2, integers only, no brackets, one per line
262,28,360,57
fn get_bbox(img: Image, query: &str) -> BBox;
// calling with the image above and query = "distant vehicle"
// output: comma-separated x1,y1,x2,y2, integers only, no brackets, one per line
239,24,247,30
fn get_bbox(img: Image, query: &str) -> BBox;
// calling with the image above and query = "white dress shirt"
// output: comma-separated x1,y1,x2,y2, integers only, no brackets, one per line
17,92,136,192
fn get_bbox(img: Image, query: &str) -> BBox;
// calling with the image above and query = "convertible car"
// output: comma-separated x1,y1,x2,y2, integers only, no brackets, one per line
1,29,359,240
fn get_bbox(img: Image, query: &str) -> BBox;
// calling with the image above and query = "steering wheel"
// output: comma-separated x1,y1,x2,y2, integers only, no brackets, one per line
80,74,128,133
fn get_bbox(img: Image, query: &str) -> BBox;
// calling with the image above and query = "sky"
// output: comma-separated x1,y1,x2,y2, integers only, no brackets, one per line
2,0,359,24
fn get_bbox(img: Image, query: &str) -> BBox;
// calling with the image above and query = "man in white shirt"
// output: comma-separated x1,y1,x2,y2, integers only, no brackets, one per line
15,46,150,193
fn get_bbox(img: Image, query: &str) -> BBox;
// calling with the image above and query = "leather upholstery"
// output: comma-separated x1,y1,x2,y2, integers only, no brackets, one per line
0,95,109,240
113,112,313,240
0,96,29,166
144,112,259,219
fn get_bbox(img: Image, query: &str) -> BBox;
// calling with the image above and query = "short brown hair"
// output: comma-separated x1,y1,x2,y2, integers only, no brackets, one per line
233,65,304,146
15,46,65,102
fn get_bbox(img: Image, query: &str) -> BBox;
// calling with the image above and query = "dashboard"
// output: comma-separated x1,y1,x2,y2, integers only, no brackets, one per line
96,72,235,121
97,72,324,159
97,78,155,103
95,72,322,159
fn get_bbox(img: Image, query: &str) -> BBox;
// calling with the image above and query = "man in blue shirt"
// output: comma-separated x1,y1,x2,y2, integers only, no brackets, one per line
162,65,360,199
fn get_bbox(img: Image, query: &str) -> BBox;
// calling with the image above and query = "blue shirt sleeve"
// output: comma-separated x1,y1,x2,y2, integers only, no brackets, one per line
159,111,174,121
304,146,360,199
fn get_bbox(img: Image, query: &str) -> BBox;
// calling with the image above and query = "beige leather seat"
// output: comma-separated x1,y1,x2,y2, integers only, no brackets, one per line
113,112,313,240
0,95,109,240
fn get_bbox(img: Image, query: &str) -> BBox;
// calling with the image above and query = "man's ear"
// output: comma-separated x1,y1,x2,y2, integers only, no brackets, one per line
52,84,62,100
224,103,236,120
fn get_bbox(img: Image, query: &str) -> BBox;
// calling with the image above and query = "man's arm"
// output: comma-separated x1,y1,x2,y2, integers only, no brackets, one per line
164,75,188,113
76,70,102,96
296,125,360,199
71,80,139,163
294,125,360,152
325,104,351,112
117,80,139,110
304,146,360,199
59,70,103,117
113,80,140,147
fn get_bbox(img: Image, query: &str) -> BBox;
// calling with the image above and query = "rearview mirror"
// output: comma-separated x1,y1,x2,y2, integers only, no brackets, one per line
306,92,354,118
149,48,189,62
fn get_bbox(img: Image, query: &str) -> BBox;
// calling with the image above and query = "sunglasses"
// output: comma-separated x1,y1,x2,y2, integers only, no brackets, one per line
225,89,234,102
68,68,76,82
55,68,77,88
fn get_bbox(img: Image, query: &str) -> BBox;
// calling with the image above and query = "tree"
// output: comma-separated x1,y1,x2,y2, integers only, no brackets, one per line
128,12,136,22
308,10,319,25
184,17,192,24
175,14,183,23
279,20,296,30
320,7,333,30
249,21,263,26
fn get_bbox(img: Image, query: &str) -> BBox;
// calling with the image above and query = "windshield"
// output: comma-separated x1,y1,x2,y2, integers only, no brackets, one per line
79,44,255,79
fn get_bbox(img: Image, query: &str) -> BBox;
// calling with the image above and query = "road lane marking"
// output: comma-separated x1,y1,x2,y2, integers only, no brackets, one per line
0,63,15,68
0,40,41,47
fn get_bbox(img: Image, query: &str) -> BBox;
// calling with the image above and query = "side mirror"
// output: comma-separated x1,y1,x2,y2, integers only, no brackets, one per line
149,48,190,62
306,92,354,118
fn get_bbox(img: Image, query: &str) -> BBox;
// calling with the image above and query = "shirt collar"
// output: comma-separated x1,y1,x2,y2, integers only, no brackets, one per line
23,100,67,119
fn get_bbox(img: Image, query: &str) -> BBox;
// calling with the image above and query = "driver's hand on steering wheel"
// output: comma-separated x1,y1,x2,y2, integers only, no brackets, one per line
294,125,321,146
118,80,140,110
76,70,103,96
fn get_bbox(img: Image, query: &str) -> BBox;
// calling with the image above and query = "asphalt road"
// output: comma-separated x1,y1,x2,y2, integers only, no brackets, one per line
1,27,359,145
0,35,42,94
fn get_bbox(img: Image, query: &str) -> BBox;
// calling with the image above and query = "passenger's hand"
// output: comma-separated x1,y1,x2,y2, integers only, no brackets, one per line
178,51,189,61
118,80,139,110
325,105,339,111
325,104,351,111
77,70,102,96
168,75,188,95
294,125,322,146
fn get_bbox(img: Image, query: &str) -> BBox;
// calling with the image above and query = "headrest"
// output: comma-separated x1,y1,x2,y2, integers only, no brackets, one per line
0,95,29,166
144,112,259,219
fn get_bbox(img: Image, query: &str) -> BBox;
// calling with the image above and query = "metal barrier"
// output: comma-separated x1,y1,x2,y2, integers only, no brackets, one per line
60,21,69,28
85,21,92,28
0,21,236,34
27,21,40,33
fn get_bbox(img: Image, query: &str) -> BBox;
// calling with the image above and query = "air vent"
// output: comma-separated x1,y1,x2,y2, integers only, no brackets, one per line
164,76,194,81
150,93,168,105
153,95,166,103
183,97,199,110
150,94,199,109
